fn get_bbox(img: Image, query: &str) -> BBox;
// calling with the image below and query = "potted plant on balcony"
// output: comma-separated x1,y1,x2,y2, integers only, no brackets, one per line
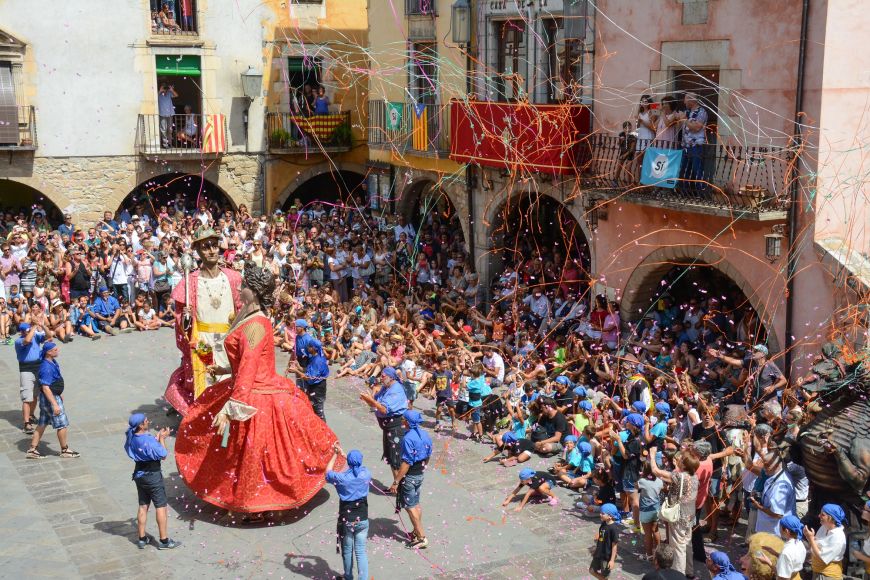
270,128,291,148
330,122,352,148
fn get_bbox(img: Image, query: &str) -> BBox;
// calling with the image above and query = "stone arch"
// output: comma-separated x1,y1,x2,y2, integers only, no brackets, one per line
484,183,596,278
118,173,237,214
395,177,469,248
275,161,369,209
0,177,75,218
620,245,781,354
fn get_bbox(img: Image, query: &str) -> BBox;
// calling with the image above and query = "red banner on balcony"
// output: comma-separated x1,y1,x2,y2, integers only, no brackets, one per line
449,100,591,174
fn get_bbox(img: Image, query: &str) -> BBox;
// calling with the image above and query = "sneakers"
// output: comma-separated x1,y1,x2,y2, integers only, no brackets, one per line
105,326,118,336
121,328,134,334
156,538,182,550
137,537,150,550
408,536,428,549
91,334,102,341
23,420,35,435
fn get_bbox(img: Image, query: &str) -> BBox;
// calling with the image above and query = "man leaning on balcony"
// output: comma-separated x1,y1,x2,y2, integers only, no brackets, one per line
678,92,708,195
158,84,179,148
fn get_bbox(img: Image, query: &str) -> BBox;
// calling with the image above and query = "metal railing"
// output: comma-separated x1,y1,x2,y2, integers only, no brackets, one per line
367,100,449,155
266,111,352,152
406,0,437,15
136,113,225,155
0,105,37,149
579,134,793,212
150,2,198,35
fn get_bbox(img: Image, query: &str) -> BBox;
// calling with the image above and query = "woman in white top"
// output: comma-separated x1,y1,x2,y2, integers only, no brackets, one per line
655,95,681,146
805,503,847,580
635,94,658,148
777,515,807,580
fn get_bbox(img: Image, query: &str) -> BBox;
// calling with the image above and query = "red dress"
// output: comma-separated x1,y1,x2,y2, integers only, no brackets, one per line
175,314,344,513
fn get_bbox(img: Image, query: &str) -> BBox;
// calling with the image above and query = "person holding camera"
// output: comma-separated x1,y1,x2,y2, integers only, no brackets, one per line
157,83,178,148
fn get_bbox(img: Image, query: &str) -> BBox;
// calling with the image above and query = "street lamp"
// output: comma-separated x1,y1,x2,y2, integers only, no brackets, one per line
765,232,784,262
451,0,471,46
240,66,263,152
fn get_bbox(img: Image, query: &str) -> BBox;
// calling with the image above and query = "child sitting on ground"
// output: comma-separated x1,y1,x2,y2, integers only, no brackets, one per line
578,468,617,515
502,468,558,512
135,299,162,331
554,437,595,489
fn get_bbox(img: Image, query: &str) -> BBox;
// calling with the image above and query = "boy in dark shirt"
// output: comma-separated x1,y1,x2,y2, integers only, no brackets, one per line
590,503,621,579
432,357,456,432
501,468,558,512
483,432,535,467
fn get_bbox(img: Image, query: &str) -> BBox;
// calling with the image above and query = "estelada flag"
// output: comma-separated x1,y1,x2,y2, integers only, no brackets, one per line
412,103,428,151
202,114,226,153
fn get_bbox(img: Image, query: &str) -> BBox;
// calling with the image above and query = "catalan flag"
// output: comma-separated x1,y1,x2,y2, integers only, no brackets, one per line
202,114,226,153
412,103,428,151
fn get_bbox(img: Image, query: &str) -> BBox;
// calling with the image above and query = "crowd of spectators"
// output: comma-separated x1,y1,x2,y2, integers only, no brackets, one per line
3,193,865,580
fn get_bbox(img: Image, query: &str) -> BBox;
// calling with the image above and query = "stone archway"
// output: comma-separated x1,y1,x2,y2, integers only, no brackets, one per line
620,245,781,353
119,173,237,215
484,184,596,275
0,178,75,226
275,161,369,209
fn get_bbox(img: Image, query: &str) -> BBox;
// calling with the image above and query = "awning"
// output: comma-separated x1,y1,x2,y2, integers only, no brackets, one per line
156,55,201,76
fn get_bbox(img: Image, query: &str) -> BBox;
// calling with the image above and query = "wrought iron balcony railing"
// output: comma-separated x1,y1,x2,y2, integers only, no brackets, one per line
136,113,226,155
368,100,449,156
150,2,198,36
0,105,37,150
266,111,352,153
578,135,793,215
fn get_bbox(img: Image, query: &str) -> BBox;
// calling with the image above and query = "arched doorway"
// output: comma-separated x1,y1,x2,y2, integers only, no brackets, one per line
0,181,65,227
621,246,780,353
281,170,366,211
400,179,466,249
118,173,235,219
488,189,592,293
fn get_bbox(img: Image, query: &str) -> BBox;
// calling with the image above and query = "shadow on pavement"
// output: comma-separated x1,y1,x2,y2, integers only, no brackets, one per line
283,553,341,579
93,518,140,546
0,409,21,430
368,516,407,541
163,475,333,529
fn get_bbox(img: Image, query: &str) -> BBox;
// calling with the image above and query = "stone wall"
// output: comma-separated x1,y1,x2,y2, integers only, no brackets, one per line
0,153,263,223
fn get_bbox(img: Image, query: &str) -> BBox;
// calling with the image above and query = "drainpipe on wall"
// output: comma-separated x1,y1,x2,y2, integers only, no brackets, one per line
784,0,810,378
466,164,476,264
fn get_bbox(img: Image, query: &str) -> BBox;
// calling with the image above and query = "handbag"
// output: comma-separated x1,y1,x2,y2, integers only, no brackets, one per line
153,276,170,293
659,473,684,523
531,424,550,442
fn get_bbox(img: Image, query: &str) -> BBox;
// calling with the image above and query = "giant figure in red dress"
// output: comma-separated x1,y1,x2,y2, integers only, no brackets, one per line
175,264,343,514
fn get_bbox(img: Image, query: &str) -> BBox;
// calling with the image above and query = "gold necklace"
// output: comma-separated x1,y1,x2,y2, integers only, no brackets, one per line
201,273,227,310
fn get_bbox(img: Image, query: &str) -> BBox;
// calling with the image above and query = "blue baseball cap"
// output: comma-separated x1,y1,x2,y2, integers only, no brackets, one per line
382,367,398,380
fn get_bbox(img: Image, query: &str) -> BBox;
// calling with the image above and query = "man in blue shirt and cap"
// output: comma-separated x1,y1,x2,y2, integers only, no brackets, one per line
124,413,181,550
15,322,45,434
27,342,80,459
360,367,407,482
389,409,432,549
91,286,130,335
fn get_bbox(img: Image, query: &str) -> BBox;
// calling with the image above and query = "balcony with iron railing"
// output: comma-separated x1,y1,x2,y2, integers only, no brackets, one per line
368,100,450,157
136,113,226,156
406,0,437,15
150,2,198,36
578,134,793,219
0,106,37,150
266,111,353,154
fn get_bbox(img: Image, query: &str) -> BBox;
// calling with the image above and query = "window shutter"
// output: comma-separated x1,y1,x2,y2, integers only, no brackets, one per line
0,63,18,145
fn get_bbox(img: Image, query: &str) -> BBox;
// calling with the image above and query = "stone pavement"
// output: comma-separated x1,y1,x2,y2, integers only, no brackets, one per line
0,330,746,579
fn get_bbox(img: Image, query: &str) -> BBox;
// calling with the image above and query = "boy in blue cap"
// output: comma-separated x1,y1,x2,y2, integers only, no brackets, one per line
124,413,180,550
590,503,621,579
502,468,558,512
389,410,432,549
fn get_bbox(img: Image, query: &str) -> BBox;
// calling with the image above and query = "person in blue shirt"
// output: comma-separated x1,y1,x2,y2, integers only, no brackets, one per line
326,444,371,580
15,322,45,434
91,286,130,334
27,342,80,459
289,343,330,420
292,318,321,390
360,367,408,481
705,551,744,580
124,413,181,550
555,437,595,489
389,410,432,549
466,363,492,442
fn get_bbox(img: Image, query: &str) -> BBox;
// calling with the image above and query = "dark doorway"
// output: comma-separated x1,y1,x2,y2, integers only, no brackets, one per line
0,181,64,227
283,170,366,211
672,68,719,138
120,173,234,219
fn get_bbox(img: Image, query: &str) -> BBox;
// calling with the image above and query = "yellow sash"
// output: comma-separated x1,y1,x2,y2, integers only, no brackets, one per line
190,319,230,399
810,555,843,579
